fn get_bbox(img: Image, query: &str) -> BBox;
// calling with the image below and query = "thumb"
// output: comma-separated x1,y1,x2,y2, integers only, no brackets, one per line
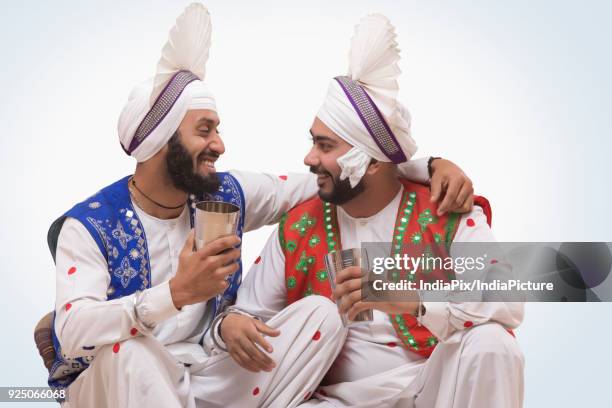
181,230,196,257
254,319,280,337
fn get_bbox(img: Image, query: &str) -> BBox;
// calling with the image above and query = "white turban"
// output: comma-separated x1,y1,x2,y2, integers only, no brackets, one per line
118,79,216,162
117,3,215,163
317,14,417,187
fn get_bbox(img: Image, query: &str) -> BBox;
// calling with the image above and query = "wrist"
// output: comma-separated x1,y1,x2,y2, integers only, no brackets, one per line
169,277,189,310
427,156,442,179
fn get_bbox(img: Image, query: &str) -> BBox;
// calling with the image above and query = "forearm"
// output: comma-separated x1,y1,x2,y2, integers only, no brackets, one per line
234,228,288,321
231,170,318,232
421,300,524,342
54,219,178,357
56,281,179,357
421,207,524,341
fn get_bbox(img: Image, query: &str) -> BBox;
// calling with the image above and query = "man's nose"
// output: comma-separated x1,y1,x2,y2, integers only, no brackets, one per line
304,146,319,167
210,132,225,155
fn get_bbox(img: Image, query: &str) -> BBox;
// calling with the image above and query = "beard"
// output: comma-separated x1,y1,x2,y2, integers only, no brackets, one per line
309,165,365,205
165,132,221,196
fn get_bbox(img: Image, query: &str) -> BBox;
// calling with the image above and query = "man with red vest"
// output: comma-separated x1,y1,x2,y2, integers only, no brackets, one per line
215,13,524,408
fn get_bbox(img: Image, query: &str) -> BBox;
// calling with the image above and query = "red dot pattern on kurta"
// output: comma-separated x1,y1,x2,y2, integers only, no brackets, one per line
65,303,72,312
279,175,288,180
312,330,321,341
304,391,311,400
68,266,77,275
254,256,262,264
386,341,398,348
491,259,498,264
466,218,476,227
112,342,120,353
252,387,260,396
130,328,138,336
464,321,474,328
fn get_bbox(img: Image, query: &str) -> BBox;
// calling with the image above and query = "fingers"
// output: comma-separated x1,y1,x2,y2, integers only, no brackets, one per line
437,177,461,216
205,248,241,271
180,230,196,256
197,235,241,258
461,195,474,213
335,266,362,285
254,319,281,338
212,256,241,279
450,182,474,213
333,277,361,299
226,320,276,373
338,288,362,314
250,328,274,354
230,348,260,373
430,173,442,203
239,336,275,372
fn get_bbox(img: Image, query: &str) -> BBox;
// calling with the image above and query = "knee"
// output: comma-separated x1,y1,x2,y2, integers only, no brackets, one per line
94,336,159,369
460,323,524,370
292,295,344,336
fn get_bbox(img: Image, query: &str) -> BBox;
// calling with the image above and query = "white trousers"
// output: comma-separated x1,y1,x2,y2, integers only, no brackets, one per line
66,295,346,408
303,323,524,408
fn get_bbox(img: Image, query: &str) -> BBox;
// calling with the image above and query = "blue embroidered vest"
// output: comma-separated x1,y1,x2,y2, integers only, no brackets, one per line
46,173,245,391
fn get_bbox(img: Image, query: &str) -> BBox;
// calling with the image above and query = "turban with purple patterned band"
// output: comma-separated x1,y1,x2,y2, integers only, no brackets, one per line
317,14,417,187
118,3,216,163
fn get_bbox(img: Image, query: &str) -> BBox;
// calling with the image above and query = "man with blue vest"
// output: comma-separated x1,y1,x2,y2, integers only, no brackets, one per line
48,4,475,407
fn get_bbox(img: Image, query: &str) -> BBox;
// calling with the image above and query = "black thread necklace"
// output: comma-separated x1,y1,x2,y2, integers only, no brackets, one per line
130,177,187,210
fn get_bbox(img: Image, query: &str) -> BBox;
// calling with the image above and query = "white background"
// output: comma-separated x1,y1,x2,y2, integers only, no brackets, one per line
1,1,611,406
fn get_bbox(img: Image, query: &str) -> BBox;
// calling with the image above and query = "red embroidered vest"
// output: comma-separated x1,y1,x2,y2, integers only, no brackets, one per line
280,179,492,358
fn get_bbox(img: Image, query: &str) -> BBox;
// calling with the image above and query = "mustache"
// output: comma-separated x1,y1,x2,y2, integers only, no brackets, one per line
309,166,332,177
197,150,220,161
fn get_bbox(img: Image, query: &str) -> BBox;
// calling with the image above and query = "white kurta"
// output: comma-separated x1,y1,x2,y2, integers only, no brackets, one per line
54,170,317,366
54,159,432,407
235,187,525,408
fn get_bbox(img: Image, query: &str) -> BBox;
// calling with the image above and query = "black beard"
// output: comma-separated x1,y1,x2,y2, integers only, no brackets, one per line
166,132,221,196
309,166,365,205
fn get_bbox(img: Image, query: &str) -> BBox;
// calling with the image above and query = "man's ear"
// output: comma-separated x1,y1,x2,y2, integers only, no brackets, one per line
364,159,381,176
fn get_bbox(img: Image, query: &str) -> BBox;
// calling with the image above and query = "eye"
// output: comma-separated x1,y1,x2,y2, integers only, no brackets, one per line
318,142,332,152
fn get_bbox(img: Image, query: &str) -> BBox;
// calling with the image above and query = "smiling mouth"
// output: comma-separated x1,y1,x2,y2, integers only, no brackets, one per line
198,157,217,171
316,174,330,186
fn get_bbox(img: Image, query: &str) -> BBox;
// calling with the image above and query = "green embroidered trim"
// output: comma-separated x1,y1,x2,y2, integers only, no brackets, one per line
287,276,297,289
295,250,315,274
444,212,460,252
389,190,440,353
322,189,436,353
427,336,438,347
392,191,415,252
279,213,288,250
316,270,328,282
323,202,339,252
290,213,316,236
393,314,419,350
